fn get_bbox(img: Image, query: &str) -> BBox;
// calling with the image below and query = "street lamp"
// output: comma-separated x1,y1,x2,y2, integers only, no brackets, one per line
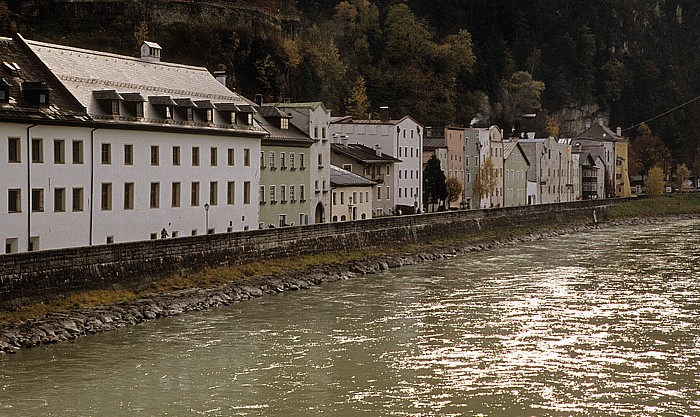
204,202,210,233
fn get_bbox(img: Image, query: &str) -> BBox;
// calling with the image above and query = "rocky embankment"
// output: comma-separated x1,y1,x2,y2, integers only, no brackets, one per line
0,216,693,355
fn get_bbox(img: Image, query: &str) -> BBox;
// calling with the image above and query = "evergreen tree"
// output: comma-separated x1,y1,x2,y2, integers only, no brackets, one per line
423,155,447,211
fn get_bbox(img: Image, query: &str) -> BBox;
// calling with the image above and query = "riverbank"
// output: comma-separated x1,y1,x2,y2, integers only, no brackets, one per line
2,195,700,354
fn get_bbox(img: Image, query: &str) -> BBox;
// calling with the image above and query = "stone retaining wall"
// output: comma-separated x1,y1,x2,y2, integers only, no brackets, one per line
0,200,621,307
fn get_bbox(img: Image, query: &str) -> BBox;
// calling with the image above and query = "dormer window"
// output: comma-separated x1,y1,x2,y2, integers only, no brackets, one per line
280,118,289,130
214,102,242,126
237,104,256,126
120,92,145,119
174,98,196,122
194,100,215,124
0,77,11,103
93,90,123,116
148,96,177,120
22,81,51,107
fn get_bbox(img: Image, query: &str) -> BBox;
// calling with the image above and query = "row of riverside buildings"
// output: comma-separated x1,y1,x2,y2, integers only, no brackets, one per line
0,35,630,254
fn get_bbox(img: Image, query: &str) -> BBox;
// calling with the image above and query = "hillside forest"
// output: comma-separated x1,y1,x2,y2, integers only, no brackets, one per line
3,0,700,178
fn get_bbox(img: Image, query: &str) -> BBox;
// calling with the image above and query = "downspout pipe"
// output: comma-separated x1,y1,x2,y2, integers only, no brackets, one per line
90,128,98,246
26,123,37,251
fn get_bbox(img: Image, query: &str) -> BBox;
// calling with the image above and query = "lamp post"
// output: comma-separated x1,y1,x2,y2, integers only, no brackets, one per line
204,202,209,233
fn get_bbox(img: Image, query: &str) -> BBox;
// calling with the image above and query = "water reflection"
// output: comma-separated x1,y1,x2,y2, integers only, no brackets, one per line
1,220,700,416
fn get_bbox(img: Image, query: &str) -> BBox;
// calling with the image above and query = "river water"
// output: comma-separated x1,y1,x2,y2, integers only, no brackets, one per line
1,220,699,416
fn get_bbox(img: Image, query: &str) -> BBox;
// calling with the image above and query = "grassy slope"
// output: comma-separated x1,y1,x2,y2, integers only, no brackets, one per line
3,195,700,324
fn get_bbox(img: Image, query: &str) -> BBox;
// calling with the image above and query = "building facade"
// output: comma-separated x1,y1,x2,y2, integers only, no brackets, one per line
502,140,529,207
329,165,375,222
3,35,266,253
330,112,423,214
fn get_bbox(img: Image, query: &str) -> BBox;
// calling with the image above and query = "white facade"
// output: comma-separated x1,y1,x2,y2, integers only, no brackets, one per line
330,115,423,213
2,36,266,253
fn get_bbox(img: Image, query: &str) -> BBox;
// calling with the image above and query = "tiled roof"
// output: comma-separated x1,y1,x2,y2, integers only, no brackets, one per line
330,114,420,126
24,37,249,110
575,124,625,142
255,113,314,146
331,143,401,163
330,165,376,187
258,105,290,118
0,36,89,123
423,136,446,150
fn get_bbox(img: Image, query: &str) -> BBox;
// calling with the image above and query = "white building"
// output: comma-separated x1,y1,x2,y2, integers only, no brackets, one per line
2,34,266,253
330,110,423,214
329,165,375,222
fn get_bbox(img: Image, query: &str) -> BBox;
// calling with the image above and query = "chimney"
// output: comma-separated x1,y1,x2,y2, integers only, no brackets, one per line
140,41,161,63
254,94,263,106
598,117,604,126
213,70,227,86
585,121,591,129
341,135,349,148
527,132,535,140
374,143,382,156
616,127,622,136
379,106,389,121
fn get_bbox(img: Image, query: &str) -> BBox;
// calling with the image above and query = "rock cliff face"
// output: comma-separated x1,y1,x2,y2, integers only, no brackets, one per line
556,103,609,138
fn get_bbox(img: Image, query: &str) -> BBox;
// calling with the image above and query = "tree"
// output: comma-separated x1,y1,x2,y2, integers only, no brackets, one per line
473,156,498,202
628,123,673,179
345,75,370,118
498,71,545,127
645,166,666,196
445,177,463,209
423,154,447,211
673,163,691,192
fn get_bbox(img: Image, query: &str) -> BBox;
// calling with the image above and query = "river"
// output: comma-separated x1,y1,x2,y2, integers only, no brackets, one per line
1,220,699,416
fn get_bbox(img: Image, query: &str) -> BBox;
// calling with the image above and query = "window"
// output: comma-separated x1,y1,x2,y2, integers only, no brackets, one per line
322,127,326,139
377,186,382,200
244,148,250,166
31,188,44,212
150,182,160,208
54,140,65,164
323,180,327,192
318,153,323,166
192,146,200,166
210,147,218,166
399,171,402,179
227,148,235,166
124,183,134,210
72,140,84,164
315,180,320,192
32,139,43,163
270,185,277,203
100,183,112,210
227,181,236,205
314,127,319,138
343,164,352,171
243,181,251,204
280,152,286,169
290,153,295,169
172,146,181,166
8,137,20,163
299,185,306,201
209,181,218,205
340,191,345,205
281,118,288,130
101,143,111,165
300,153,305,169
151,145,159,166
124,144,133,165
72,188,83,212
260,151,265,168
290,185,295,201
191,182,199,206
281,185,287,202
269,151,275,168
332,192,337,205
172,182,181,207
259,185,265,203
279,214,287,227
8,189,21,213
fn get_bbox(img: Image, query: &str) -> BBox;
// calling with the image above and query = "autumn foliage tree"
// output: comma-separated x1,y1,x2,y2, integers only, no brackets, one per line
628,123,673,179
473,156,498,203
645,166,666,196
445,177,463,209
